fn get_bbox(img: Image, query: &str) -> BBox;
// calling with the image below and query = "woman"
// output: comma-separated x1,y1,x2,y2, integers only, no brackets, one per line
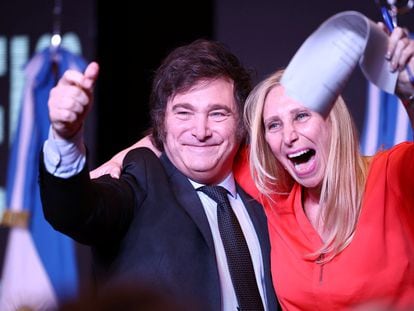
239,67,414,310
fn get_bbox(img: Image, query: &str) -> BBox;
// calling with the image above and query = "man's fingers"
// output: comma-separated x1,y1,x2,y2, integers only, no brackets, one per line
58,69,86,87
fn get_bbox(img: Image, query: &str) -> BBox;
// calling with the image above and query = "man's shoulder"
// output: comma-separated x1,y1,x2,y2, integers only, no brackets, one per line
121,147,164,174
123,147,161,166
122,148,181,181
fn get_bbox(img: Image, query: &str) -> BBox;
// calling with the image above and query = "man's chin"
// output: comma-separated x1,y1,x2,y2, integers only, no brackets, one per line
186,147,218,157
185,165,223,182
189,165,217,175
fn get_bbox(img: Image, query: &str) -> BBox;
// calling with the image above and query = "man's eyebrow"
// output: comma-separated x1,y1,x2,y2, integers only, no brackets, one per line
171,102,232,112
171,102,193,110
207,103,232,112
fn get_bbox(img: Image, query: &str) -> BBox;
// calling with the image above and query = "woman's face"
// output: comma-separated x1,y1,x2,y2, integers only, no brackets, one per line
262,85,332,188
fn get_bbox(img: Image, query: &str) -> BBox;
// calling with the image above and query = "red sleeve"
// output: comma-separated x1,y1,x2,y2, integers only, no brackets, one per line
233,146,261,200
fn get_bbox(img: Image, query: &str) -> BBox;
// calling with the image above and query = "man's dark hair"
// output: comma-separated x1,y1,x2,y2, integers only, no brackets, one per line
149,39,252,150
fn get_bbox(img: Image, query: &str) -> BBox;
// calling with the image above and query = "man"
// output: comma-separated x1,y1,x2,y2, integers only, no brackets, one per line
39,39,279,311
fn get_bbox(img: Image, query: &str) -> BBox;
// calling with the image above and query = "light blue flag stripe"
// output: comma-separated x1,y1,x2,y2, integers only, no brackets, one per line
360,82,413,155
32,48,86,298
5,47,87,300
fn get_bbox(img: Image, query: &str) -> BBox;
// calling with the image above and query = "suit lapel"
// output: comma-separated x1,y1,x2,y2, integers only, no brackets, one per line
237,184,270,254
160,154,216,253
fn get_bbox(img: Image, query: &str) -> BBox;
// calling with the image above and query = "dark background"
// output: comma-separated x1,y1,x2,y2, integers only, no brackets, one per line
94,0,214,166
0,0,413,291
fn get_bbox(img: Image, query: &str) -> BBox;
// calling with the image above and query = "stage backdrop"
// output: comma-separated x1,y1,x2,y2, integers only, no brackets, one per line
0,0,95,219
0,0,95,308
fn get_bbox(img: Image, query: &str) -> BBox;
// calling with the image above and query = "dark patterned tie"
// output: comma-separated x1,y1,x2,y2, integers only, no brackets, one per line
198,185,264,311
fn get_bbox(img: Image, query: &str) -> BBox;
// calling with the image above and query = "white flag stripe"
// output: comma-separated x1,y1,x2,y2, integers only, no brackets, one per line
394,99,410,145
0,230,57,311
9,51,40,213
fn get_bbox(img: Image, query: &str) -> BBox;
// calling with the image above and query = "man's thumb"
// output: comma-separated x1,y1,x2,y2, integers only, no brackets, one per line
83,61,99,90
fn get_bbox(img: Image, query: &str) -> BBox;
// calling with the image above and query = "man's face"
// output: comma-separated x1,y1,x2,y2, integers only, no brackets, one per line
163,78,241,184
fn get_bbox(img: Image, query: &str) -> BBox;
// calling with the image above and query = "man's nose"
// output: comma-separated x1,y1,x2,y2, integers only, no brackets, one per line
191,115,212,140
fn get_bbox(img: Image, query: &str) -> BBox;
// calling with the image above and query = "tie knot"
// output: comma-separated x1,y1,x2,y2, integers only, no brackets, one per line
198,185,229,206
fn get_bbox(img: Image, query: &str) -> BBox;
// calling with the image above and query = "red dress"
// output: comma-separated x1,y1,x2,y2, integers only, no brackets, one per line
234,142,414,310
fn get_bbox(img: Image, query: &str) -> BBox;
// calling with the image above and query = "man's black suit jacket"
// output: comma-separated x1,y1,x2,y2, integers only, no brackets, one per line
39,147,279,311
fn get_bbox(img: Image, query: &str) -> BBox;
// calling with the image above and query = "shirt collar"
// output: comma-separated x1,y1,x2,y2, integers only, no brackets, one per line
189,173,237,199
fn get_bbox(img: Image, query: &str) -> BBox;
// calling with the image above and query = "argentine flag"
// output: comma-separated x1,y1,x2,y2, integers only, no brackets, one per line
360,82,413,155
0,47,86,310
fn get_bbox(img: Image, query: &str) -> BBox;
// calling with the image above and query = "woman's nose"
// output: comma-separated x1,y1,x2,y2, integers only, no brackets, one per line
283,123,298,145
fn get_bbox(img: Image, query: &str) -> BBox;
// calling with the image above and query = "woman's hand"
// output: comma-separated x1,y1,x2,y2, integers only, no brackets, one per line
89,134,161,179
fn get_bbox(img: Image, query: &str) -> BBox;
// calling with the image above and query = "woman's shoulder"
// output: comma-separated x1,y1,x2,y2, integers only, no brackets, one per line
367,142,414,182
372,141,414,162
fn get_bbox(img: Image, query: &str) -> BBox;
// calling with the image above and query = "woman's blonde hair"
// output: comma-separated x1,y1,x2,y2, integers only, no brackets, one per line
244,69,369,262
